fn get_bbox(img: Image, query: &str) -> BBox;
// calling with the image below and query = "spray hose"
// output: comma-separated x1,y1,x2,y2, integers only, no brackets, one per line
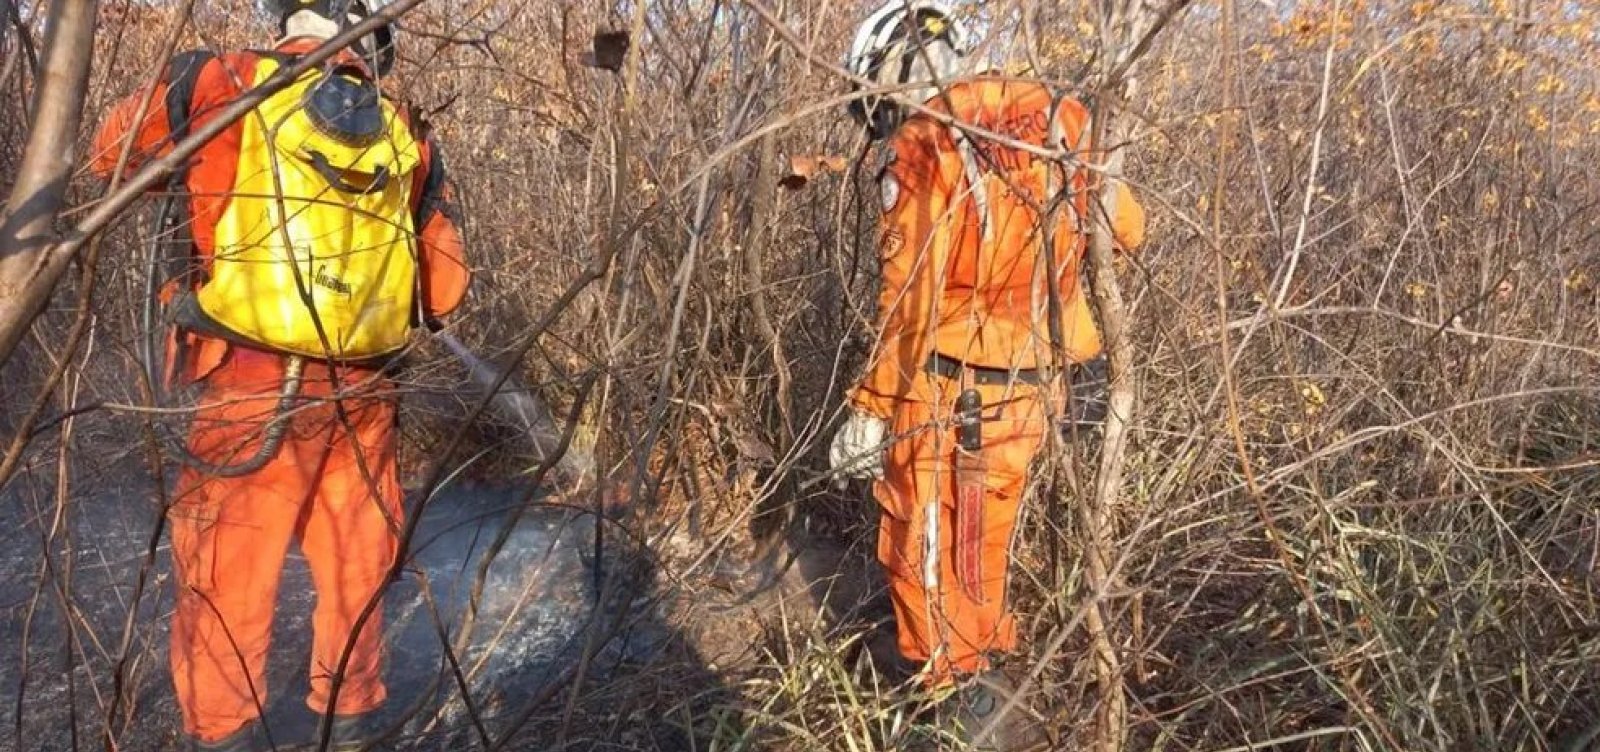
163,355,306,478
143,192,309,478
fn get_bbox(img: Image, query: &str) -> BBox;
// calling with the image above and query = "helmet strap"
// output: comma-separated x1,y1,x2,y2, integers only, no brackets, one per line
868,103,903,141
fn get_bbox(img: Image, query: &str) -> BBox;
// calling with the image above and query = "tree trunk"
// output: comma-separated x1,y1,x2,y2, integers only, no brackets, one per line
1081,118,1133,752
1079,2,1170,750
0,0,97,366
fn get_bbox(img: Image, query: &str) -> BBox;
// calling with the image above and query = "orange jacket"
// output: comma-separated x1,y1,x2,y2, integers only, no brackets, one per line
851,77,1146,418
90,38,469,381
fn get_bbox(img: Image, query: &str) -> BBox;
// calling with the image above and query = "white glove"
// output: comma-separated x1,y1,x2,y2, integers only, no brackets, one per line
829,410,888,481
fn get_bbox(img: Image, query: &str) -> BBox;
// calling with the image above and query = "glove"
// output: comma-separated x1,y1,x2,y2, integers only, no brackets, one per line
829,409,888,481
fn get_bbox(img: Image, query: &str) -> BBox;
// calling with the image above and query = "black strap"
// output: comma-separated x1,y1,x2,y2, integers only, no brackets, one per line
161,49,217,218
415,137,458,226
411,137,455,333
170,291,399,368
926,352,1044,386
157,50,218,288
159,49,216,237
303,149,390,194
164,50,216,146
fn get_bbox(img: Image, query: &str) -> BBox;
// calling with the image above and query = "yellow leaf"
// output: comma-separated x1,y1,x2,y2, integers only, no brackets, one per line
1525,106,1550,133
1494,47,1528,75
1299,382,1327,410
1535,74,1565,95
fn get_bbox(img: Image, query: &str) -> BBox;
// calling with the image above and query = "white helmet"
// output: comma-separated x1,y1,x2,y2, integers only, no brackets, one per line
845,1,972,139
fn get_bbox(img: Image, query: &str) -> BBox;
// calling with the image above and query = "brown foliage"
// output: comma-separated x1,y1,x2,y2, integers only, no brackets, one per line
1,0,1597,749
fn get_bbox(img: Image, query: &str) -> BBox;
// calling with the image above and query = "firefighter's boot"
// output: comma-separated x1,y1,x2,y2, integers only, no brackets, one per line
945,670,1038,751
188,723,261,752
327,712,391,751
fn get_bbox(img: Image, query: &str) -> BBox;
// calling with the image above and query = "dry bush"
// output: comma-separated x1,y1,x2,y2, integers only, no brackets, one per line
1,0,1597,750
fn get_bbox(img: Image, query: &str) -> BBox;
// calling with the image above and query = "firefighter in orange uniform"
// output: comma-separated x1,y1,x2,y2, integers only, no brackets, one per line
89,2,468,749
830,3,1146,745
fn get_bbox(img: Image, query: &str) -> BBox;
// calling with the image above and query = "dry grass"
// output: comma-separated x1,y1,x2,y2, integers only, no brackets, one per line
2,0,1598,750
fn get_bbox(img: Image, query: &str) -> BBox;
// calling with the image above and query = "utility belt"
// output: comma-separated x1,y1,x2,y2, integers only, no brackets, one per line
925,352,1044,386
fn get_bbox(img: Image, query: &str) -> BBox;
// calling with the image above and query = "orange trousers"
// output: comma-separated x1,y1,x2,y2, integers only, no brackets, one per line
873,377,1047,684
168,348,400,742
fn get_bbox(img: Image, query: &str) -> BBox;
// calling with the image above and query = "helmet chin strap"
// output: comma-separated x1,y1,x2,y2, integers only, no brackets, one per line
869,103,903,141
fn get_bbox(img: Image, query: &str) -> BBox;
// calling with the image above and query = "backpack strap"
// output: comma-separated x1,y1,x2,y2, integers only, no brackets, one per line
145,50,216,393
415,138,461,226
161,49,317,192
156,49,219,271
948,126,991,246
944,125,992,348
157,49,217,244
411,137,456,333
163,50,218,161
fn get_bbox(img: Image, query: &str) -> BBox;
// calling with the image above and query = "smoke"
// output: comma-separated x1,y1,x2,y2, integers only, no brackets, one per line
437,331,595,485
